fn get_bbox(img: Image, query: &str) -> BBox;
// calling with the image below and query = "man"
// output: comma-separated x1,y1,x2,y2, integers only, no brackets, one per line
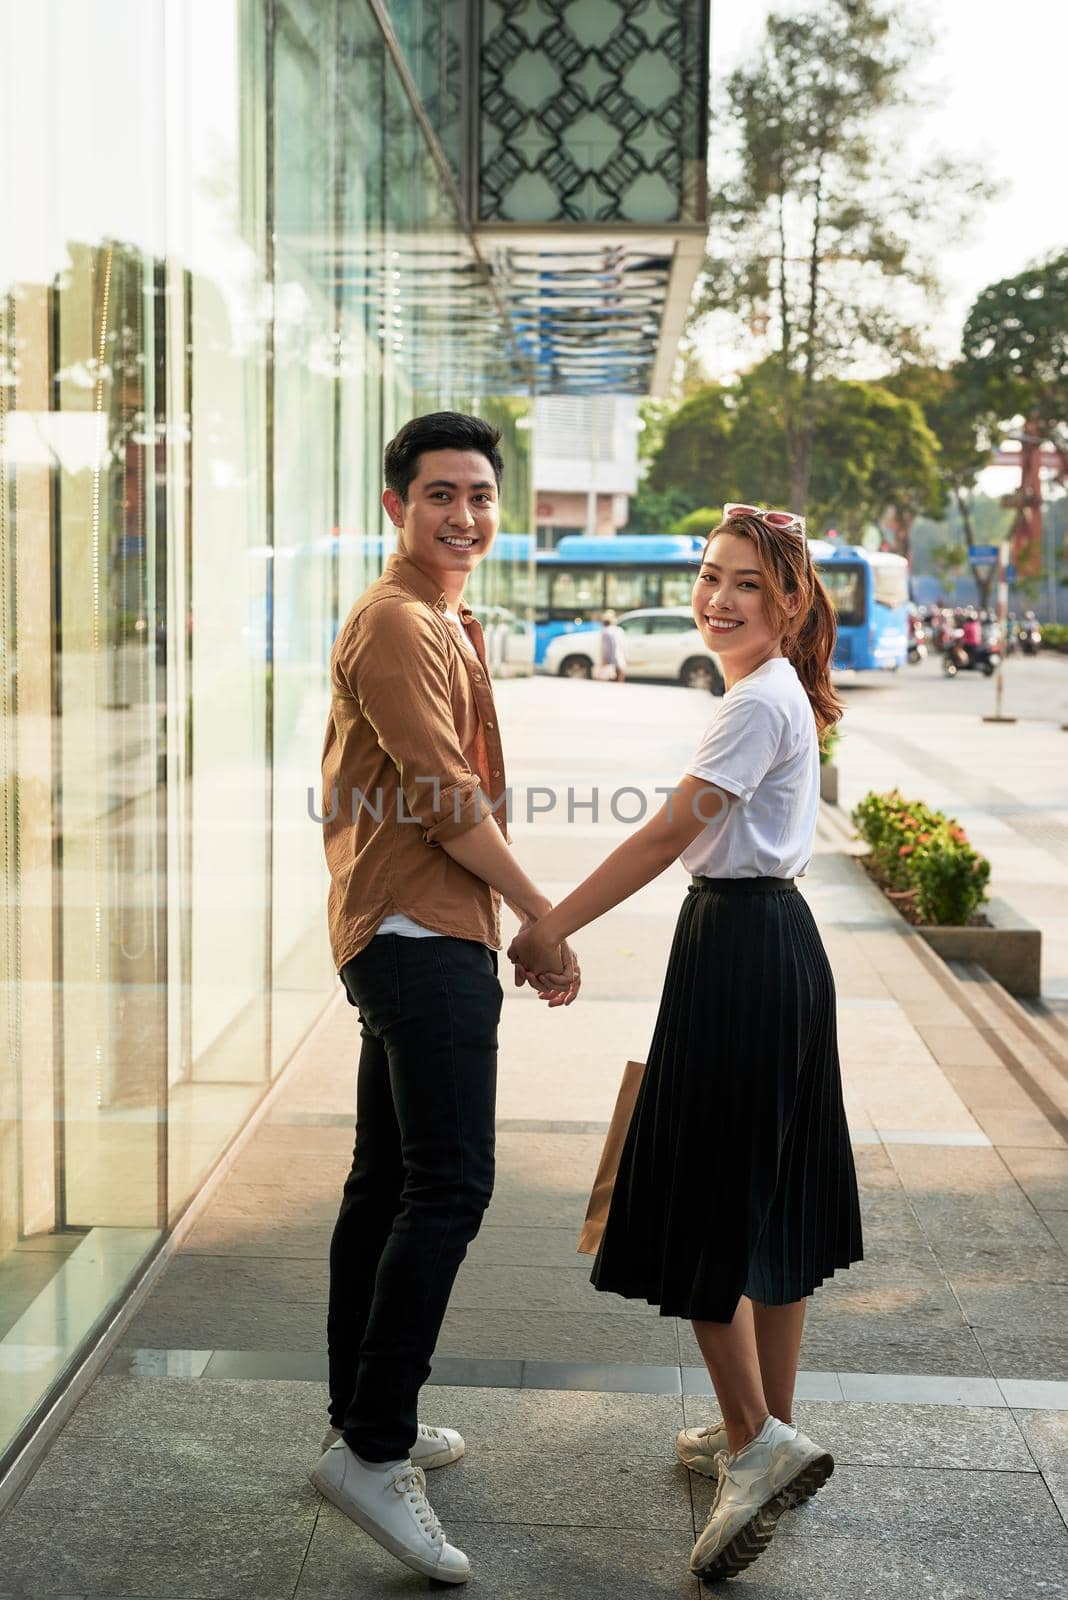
311,411,578,1585
599,610,627,682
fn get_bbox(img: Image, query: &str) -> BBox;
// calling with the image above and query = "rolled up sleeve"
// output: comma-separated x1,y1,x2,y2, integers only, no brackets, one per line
344,602,491,845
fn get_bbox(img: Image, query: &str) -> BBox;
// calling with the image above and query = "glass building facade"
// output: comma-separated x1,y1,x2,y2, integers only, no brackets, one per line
0,0,707,1474
0,0,535,1471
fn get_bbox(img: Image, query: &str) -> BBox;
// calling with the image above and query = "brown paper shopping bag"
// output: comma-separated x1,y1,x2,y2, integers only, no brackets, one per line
577,1059,645,1256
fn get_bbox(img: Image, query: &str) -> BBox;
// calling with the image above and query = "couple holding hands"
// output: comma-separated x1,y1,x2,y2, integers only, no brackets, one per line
313,411,863,1586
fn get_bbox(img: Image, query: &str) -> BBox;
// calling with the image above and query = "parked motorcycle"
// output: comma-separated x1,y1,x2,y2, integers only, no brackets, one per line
1019,618,1042,656
907,613,928,665
942,631,1000,678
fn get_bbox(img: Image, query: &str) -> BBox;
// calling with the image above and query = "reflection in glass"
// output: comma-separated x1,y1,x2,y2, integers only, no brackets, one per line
0,0,534,1473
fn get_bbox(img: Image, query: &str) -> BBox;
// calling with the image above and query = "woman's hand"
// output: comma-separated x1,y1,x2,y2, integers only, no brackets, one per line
508,919,582,1007
508,916,561,977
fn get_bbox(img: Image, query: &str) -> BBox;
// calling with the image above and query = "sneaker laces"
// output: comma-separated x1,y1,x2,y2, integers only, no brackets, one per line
695,1421,724,1440
703,1449,736,1521
417,1424,445,1443
393,1465,444,1545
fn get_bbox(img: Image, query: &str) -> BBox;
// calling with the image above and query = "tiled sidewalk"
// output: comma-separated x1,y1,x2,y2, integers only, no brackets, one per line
0,678,1066,1598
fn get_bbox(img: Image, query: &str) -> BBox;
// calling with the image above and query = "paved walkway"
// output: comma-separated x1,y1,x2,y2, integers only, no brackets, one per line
1,678,1066,1598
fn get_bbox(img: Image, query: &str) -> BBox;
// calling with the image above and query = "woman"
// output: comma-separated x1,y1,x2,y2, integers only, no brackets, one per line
510,505,863,1582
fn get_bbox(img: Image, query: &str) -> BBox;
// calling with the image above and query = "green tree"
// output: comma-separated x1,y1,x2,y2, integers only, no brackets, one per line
643,384,737,509
671,508,723,539
960,254,1068,585
961,252,1068,429
636,368,942,543
696,0,989,512
622,484,695,536
808,380,941,553
884,363,992,545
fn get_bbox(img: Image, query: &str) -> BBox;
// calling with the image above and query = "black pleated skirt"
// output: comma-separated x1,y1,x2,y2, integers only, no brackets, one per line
591,876,863,1321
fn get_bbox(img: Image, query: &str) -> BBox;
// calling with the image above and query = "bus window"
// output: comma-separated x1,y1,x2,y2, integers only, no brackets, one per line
873,565,909,610
660,571,697,607
534,567,550,623
605,571,646,611
819,566,865,627
551,569,605,614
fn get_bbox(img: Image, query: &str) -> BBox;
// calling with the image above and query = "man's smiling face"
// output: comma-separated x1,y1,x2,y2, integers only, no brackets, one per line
383,448,500,590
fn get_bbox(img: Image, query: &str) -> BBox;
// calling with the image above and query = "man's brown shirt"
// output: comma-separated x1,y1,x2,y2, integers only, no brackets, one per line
321,553,508,970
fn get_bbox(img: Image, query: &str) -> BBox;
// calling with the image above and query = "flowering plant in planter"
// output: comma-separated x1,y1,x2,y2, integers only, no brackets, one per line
851,789,991,926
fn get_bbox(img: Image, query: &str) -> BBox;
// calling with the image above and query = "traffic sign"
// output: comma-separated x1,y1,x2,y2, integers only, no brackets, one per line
968,545,999,564
1005,564,1016,584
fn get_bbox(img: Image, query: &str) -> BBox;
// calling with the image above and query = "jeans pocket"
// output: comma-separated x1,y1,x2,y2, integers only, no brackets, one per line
341,938,400,1034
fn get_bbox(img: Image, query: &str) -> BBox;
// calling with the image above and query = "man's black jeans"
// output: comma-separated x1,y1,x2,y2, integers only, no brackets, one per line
328,934,501,1462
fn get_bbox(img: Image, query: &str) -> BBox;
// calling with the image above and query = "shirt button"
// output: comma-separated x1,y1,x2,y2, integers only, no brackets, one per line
485,721,495,730
492,769,501,778
473,674,483,683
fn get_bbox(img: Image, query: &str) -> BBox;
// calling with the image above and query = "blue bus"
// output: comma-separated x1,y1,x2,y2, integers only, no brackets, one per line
535,535,707,663
807,541,909,671
535,534,909,672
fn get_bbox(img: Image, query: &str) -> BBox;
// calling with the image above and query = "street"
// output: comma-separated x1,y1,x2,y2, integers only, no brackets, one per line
837,647,1068,726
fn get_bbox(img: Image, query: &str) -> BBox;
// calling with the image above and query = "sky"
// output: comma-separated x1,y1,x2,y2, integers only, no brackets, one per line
697,0,1067,382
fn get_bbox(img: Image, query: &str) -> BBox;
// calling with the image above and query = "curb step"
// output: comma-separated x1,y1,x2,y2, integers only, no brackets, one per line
947,961,1068,1086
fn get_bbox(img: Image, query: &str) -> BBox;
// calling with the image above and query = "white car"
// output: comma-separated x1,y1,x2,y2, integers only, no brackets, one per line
540,607,725,694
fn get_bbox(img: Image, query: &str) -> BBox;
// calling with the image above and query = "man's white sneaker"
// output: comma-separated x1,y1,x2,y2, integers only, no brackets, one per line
675,1419,729,1477
690,1416,834,1580
319,1422,465,1470
309,1440,469,1585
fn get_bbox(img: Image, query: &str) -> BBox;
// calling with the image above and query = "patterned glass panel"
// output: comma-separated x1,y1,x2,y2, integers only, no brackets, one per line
480,0,707,224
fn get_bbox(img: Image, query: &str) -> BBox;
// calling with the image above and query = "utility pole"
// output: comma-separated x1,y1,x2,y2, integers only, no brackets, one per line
983,539,1016,725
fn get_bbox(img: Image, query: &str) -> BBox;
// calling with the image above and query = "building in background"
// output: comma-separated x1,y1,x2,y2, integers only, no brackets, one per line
0,0,708,1478
534,396,642,545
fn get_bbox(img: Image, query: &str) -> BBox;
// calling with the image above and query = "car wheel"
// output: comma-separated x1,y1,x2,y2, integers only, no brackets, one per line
559,655,593,680
680,657,723,694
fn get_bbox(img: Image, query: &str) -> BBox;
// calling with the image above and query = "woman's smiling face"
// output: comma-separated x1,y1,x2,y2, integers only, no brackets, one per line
692,530,781,668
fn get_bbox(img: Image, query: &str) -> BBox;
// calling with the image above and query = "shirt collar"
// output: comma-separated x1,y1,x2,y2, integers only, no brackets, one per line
385,552,474,621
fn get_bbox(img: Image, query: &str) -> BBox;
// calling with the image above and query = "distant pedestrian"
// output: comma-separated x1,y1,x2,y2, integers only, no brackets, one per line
510,503,863,1584
598,610,626,681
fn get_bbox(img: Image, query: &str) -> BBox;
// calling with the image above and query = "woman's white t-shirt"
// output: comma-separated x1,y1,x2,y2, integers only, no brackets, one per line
680,657,820,880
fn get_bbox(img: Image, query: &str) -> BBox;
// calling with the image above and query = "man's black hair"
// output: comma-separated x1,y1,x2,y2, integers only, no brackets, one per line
384,411,504,502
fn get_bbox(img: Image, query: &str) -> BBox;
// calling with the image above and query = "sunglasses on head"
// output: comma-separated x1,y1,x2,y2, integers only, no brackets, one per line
724,502,807,537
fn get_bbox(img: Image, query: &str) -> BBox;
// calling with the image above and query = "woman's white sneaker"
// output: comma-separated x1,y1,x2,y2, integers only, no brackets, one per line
689,1416,834,1580
319,1422,464,1470
675,1419,729,1476
310,1441,469,1584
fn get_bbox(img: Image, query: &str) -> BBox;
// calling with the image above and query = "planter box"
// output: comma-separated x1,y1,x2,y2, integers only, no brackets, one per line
918,898,1042,998
819,762,839,806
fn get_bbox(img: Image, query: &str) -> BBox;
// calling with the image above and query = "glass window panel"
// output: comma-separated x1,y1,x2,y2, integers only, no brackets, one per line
649,613,694,633
661,571,697,607
874,564,909,610
820,566,865,628
551,569,604,614
168,0,272,1212
270,0,337,1076
605,571,645,610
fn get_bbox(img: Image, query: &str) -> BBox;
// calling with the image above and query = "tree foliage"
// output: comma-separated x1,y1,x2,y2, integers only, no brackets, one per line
960,252,1068,432
883,363,992,544
631,366,941,540
695,0,990,511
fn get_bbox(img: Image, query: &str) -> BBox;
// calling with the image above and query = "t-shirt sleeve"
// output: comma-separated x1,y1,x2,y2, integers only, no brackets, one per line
685,689,788,804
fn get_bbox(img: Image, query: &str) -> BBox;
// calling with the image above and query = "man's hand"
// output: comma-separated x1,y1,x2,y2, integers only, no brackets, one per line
507,919,581,1008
